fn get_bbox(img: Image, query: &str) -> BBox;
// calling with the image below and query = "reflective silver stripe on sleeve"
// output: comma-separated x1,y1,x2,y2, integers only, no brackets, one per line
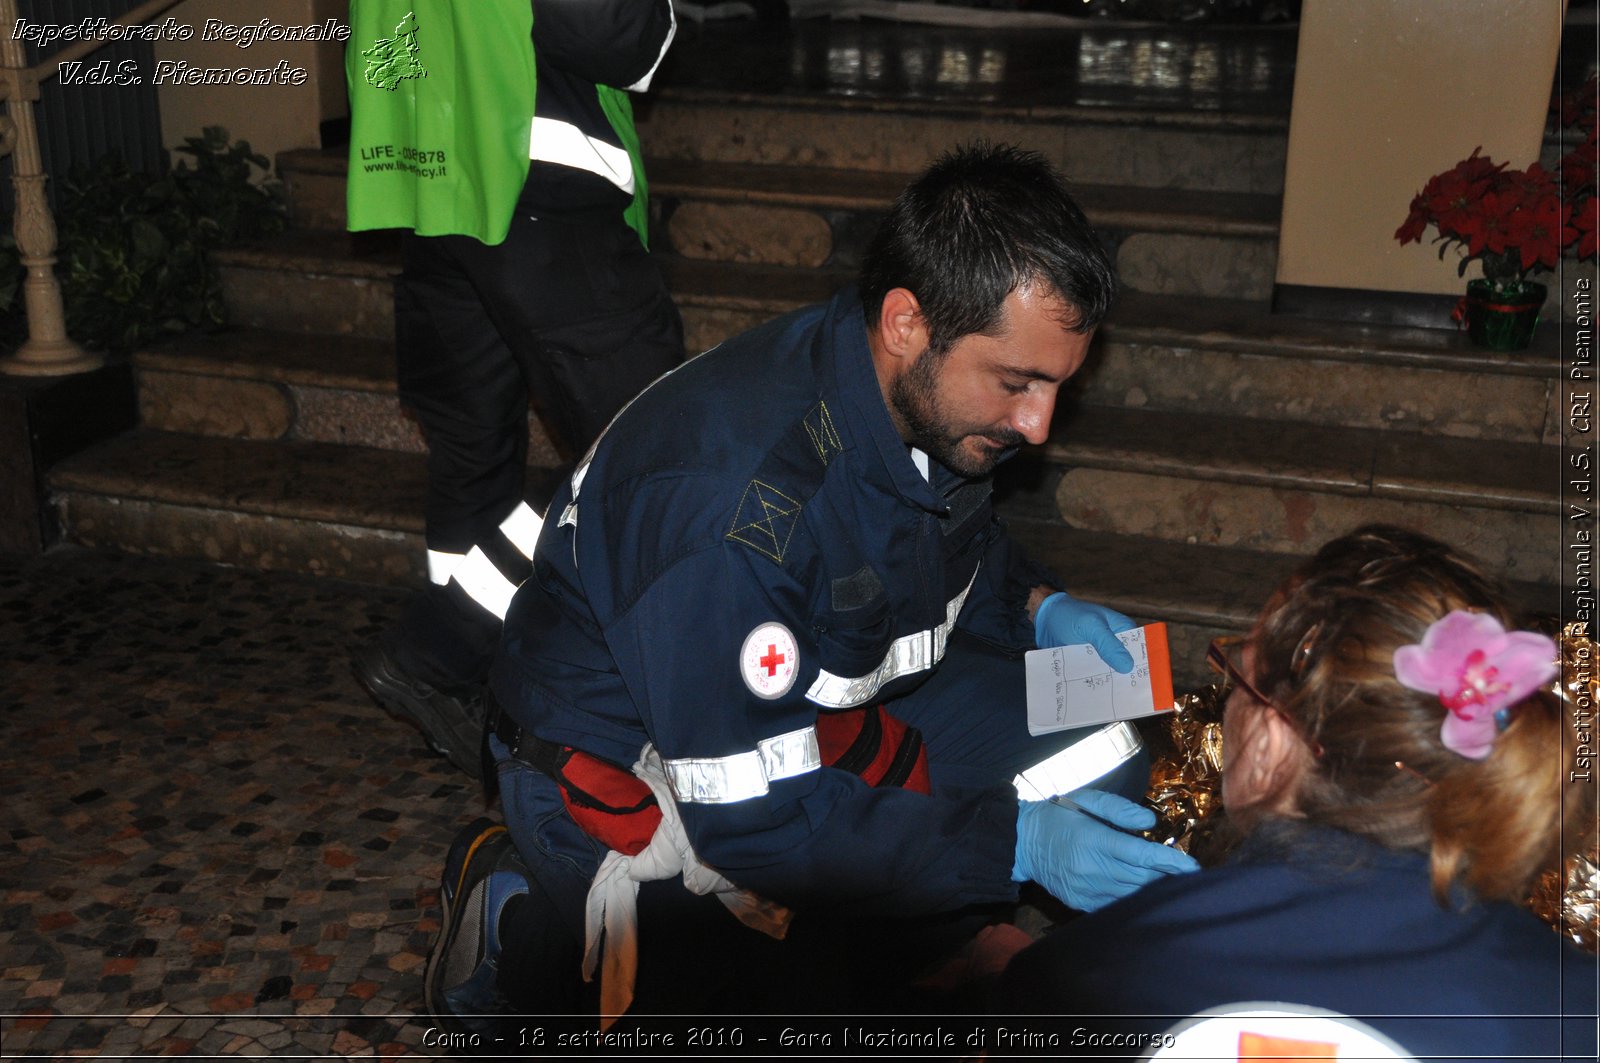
451,545,518,621
663,726,821,805
555,356,696,549
756,726,820,784
427,548,468,586
805,568,979,710
530,116,635,195
623,4,676,92
558,459,589,534
499,502,544,560
1012,721,1144,801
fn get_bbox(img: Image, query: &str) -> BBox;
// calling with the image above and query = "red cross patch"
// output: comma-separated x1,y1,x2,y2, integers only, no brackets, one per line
740,622,798,700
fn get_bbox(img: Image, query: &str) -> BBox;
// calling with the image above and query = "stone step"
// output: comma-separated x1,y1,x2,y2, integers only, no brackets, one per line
649,158,1279,300
132,329,563,465
211,229,816,353
279,149,1280,301
1084,291,1566,446
133,325,1561,567
277,145,348,232
213,236,1565,446
135,329,405,446
1009,522,1557,691
47,426,1554,693
648,159,1277,239
35,428,1269,688
1033,404,1564,585
48,429,428,587
634,94,1286,195
47,429,569,589
637,33,1290,195
134,324,1557,578
212,230,401,341
659,258,1565,444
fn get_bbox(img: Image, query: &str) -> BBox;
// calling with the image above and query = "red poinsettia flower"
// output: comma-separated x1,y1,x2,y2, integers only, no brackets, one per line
1452,147,1505,185
1469,191,1516,256
1508,194,1574,272
1398,138,1592,292
1576,197,1599,260
1394,215,1427,245
1395,201,1428,245
1399,71,1598,292
1562,127,1599,197
1520,161,1560,199
1427,171,1494,239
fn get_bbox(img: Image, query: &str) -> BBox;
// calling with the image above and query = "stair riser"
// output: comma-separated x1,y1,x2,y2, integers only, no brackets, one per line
55,493,427,587
1054,467,1560,584
138,368,563,463
1114,232,1275,301
138,371,296,443
679,302,1559,445
282,169,345,232
216,247,1562,421
219,265,395,341
277,167,1279,302
1165,621,1234,694
657,198,1276,300
281,103,1294,203
635,102,1287,194
681,302,780,358
659,199,847,270
52,484,1226,689
1076,343,1559,445
213,264,794,365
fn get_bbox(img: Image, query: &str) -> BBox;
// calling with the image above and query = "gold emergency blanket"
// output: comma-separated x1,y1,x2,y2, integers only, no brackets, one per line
1142,683,1226,856
1526,625,1598,952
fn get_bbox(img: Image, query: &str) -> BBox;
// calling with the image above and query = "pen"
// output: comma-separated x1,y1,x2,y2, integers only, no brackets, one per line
1049,793,1145,836
1048,794,1179,847
1049,793,1113,822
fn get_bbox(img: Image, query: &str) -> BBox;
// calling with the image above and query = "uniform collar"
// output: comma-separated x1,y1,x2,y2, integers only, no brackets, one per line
822,287,949,514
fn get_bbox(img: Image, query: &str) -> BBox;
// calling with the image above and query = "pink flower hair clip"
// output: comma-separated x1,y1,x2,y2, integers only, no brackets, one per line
1392,610,1557,760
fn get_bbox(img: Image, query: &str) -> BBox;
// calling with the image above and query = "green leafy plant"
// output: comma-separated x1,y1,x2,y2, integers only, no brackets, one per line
0,126,286,354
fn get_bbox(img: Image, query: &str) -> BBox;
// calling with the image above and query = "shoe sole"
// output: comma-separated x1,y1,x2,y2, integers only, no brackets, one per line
353,644,483,779
424,822,509,1026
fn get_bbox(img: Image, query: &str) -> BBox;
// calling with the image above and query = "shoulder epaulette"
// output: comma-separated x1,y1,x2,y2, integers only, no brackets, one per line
726,399,844,565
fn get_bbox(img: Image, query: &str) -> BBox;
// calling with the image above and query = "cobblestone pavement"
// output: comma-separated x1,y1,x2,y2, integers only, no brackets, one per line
1,547,482,1060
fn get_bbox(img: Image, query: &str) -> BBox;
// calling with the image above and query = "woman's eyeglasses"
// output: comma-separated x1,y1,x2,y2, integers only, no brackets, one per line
1206,636,1325,759
1206,636,1274,707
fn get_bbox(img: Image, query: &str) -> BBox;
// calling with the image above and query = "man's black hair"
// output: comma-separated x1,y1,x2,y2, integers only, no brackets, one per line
858,142,1116,354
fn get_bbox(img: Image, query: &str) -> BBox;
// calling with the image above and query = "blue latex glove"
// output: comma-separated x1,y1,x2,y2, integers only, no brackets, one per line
1034,591,1136,674
1012,790,1200,912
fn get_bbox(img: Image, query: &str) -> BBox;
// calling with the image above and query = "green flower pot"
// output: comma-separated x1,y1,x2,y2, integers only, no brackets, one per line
1464,278,1545,351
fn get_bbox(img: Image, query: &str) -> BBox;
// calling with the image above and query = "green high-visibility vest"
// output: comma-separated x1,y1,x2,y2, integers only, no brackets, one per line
345,1,648,247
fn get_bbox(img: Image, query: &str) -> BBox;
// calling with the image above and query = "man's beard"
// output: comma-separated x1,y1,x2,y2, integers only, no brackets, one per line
889,349,1024,479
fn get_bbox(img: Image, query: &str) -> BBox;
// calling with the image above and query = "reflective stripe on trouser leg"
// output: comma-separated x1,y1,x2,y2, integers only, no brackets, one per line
1012,721,1144,800
442,503,544,620
451,546,520,621
498,501,543,560
429,549,469,586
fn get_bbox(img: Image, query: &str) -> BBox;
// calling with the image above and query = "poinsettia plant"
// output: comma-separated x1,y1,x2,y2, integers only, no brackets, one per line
1395,75,1598,297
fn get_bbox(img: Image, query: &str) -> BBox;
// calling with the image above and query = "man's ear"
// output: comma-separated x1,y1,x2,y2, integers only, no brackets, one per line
876,287,928,361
